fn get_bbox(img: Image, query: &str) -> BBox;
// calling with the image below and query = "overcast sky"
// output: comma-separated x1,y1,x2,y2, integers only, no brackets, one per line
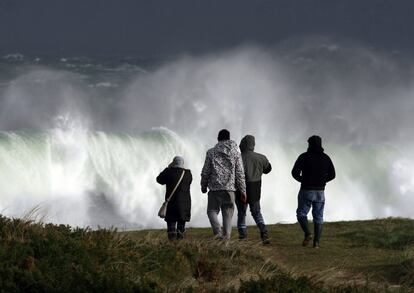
1,0,414,57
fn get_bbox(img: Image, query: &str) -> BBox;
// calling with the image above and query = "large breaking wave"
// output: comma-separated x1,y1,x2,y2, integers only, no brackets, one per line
1,39,414,228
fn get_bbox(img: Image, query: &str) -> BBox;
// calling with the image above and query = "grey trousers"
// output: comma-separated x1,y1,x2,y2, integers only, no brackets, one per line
207,190,235,239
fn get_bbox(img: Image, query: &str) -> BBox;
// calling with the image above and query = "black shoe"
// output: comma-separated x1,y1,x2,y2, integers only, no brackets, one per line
302,234,313,247
238,228,247,240
313,241,320,248
258,224,270,244
261,233,270,245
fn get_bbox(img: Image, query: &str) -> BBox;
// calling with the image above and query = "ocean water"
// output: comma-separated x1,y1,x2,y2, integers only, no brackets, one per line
1,41,414,229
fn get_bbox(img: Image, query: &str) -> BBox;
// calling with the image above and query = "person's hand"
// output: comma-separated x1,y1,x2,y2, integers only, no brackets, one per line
241,193,247,203
201,187,208,194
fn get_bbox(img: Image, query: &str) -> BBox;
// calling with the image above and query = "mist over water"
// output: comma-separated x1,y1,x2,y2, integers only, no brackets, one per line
1,39,414,229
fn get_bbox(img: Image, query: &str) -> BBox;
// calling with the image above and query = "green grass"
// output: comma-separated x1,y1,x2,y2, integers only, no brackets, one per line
265,218,414,291
1,215,414,292
339,218,414,250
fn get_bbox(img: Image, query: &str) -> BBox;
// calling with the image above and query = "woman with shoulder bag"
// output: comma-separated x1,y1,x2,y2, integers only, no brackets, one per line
156,156,192,240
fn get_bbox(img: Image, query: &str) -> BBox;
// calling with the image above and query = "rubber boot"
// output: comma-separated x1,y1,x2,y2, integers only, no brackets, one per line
313,223,323,248
238,228,247,240
298,216,312,246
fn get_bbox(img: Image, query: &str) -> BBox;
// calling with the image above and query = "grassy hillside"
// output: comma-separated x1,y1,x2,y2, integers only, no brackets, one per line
1,215,414,292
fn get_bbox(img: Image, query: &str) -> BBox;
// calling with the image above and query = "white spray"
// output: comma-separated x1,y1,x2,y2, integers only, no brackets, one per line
0,41,414,228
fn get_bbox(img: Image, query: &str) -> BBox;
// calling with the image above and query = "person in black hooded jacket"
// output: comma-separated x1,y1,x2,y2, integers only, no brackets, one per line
291,135,335,248
236,135,272,244
157,156,192,240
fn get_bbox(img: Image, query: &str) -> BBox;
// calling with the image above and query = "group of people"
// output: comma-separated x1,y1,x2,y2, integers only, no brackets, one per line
156,129,335,248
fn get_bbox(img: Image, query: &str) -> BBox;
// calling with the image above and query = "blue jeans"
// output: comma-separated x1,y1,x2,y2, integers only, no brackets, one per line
296,190,325,224
236,200,266,233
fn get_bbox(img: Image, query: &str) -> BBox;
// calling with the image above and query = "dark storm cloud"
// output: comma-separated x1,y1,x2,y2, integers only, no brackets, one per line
0,0,414,56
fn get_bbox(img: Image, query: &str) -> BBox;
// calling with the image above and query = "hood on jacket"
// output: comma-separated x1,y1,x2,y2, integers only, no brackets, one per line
215,140,239,156
240,135,255,152
168,156,185,168
307,135,324,153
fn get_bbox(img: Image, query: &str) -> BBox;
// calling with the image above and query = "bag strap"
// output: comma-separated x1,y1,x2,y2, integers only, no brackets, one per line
166,170,185,202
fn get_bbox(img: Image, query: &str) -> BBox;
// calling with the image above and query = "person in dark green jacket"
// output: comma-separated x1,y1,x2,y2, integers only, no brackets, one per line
236,135,272,244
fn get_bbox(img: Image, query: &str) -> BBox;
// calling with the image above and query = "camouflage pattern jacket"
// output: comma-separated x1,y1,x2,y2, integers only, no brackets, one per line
201,140,246,194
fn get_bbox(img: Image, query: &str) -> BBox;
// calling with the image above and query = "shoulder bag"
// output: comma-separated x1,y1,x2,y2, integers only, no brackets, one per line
158,170,185,219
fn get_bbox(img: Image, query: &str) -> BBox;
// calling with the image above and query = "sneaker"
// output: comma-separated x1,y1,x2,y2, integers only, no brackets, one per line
313,241,320,249
302,234,313,247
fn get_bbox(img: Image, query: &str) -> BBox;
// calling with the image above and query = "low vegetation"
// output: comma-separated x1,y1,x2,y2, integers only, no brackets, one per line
0,215,413,292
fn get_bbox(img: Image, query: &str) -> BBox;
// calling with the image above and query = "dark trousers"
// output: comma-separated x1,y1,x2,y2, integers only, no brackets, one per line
167,220,186,240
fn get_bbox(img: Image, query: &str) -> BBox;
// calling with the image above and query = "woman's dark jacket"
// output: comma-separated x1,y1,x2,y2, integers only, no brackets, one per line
156,167,192,222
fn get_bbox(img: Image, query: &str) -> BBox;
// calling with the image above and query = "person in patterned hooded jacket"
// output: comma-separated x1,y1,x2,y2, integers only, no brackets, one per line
201,129,246,240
